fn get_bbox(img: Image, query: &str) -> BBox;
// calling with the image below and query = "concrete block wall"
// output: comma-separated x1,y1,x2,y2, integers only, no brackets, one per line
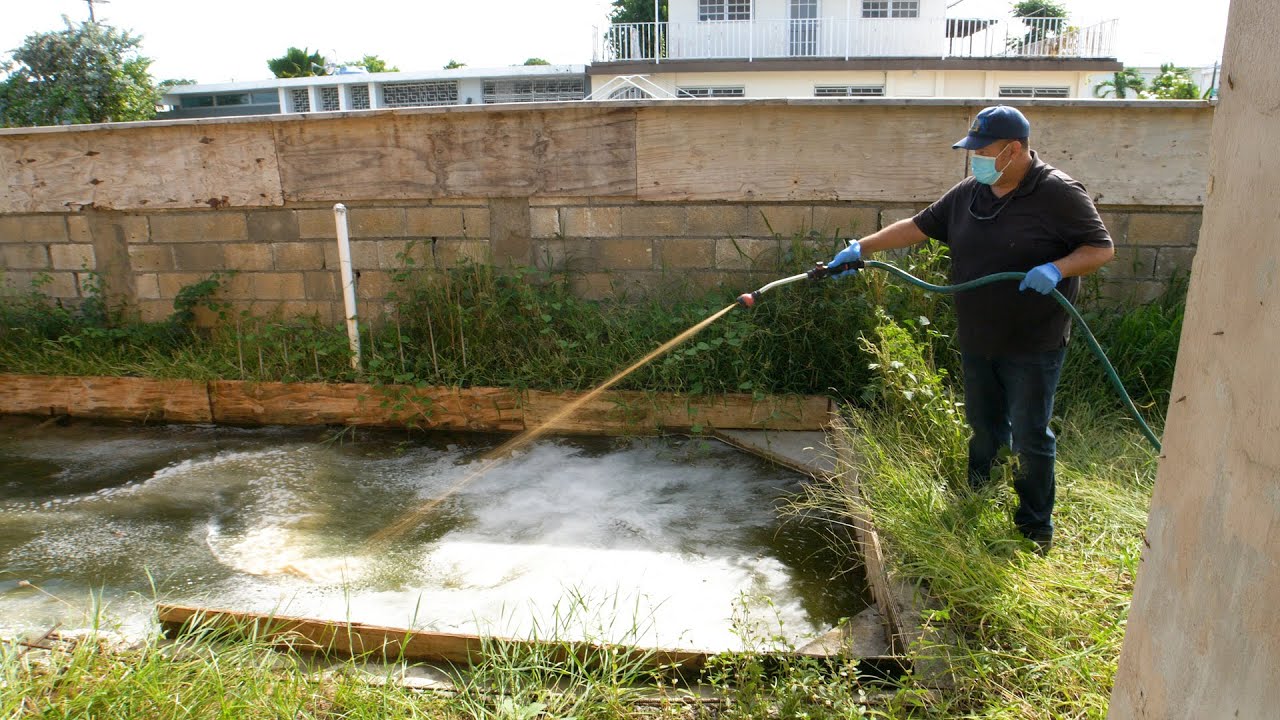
0,200,1200,322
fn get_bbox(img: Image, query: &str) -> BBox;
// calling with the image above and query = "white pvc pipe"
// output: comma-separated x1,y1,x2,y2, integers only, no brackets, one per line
333,203,362,371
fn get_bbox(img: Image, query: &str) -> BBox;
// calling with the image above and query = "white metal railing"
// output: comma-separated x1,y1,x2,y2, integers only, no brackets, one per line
594,17,1117,62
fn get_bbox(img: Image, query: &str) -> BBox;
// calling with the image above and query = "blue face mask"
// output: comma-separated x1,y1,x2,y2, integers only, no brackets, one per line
970,143,1013,185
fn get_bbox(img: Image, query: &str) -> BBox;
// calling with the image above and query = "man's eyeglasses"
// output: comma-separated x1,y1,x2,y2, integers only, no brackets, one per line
968,191,1014,221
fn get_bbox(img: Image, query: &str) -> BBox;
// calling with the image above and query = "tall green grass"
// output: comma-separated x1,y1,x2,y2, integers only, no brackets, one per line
792,311,1160,719
0,239,958,398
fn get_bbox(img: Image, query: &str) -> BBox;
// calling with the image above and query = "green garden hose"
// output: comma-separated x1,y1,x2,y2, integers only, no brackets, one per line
737,259,1164,452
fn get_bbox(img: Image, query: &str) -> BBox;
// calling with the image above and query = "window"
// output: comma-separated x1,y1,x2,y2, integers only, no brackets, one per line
609,86,647,100
381,80,459,107
251,90,279,104
814,85,885,97
998,86,1070,98
179,95,214,108
862,0,918,18
676,86,746,98
289,88,310,112
350,85,370,110
699,0,751,21
483,77,586,103
318,87,341,111
215,93,249,106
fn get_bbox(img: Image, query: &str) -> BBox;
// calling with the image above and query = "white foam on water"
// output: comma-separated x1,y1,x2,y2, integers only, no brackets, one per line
3,431,836,651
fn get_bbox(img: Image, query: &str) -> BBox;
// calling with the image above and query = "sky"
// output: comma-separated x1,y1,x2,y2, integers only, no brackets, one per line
0,0,1231,85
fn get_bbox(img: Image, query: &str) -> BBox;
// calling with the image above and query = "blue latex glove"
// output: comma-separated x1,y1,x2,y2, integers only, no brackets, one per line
1019,262,1063,294
829,239,862,279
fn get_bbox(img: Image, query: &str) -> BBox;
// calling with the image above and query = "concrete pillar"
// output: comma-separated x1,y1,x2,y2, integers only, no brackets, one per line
1108,0,1280,717
83,211,139,312
489,198,532,267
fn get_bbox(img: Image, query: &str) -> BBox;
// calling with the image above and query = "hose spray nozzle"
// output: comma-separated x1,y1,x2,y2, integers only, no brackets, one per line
735,259,865,309
806,259,865,281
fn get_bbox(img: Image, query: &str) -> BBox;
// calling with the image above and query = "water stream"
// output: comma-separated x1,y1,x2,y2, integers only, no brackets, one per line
0,416,866,651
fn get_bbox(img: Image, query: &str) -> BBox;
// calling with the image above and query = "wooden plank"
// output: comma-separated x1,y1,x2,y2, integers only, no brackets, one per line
636,105,965,203
0,124,282,213
210,381,523,431
1032,106,1211,206
0,374,827,433
519,389,830,435
0,374,211,422
831,420,906,654
274,108,636,202
156,602,710,671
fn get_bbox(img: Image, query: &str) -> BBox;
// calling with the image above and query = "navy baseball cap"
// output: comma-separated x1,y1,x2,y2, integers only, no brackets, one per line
952,106,1031,149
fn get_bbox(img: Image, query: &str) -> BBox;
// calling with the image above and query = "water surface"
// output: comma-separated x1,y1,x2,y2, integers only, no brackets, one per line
0,416,865,651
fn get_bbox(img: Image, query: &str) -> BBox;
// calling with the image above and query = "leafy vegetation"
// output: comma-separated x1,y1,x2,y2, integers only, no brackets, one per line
267,47,329,78
1141,63,1200,99
0,19,158,127
1093,68,1146,99
0,238,957,400
347,54,399,73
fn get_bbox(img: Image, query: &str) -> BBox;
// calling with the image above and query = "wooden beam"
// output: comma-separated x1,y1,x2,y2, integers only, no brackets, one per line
519,389,831,435
156,602,711,671
0,374,212,422
209,380,524,431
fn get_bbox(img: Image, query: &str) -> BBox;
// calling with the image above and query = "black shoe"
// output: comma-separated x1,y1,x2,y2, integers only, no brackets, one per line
1019,528,1053,556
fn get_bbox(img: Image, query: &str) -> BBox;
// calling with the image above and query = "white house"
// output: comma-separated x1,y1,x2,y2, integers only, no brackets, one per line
590,0,1120,99
158,65,588,119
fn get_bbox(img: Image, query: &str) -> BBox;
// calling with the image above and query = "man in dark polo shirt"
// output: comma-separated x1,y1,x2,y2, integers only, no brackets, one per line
828,106,1114,553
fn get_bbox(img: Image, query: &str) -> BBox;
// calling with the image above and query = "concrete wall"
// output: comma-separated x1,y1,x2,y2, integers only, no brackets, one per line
1108,0,1279,717
0,99,1210,323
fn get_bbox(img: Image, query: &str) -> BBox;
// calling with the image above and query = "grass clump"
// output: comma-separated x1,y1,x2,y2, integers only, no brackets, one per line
792,309,1161,719
0,238,955,398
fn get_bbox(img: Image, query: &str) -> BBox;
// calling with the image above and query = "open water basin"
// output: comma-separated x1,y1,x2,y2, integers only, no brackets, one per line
0,416,866,651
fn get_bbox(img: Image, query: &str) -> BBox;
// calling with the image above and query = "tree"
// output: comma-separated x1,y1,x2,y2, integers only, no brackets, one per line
0,18,157,127
609,0,668,23
1010,0,1067,52
443,59,466,69
347,54,398,73
267,47,327,78
522,58,550,66
606,0,669,59
1012,0,1067,18
1094,67,1145,99
1143,63,1200,99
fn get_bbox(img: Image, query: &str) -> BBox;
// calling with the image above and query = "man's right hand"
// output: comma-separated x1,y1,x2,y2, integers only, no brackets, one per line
829,239,862,279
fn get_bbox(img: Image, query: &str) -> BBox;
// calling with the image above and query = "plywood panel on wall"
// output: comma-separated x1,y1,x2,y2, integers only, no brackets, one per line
275,107,637,201
0,124,283,213
635,104,967,202
1031,106,1211,206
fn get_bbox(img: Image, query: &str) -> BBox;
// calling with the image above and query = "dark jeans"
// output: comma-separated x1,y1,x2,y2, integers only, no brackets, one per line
961,348,1067,538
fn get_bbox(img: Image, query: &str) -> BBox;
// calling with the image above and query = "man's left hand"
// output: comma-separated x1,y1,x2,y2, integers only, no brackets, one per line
1020,262,1063,294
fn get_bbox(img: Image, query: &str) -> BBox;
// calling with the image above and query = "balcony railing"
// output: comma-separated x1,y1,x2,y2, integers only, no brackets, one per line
594,17,1117,62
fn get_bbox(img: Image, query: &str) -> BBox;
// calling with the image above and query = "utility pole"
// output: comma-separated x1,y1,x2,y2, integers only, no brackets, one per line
86,0,110,23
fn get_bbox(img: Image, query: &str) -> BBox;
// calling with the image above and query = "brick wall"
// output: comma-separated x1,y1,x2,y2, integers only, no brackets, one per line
0,199,1200,323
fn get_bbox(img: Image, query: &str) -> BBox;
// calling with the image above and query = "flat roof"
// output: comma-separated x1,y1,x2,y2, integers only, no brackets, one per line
163,65,588,95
